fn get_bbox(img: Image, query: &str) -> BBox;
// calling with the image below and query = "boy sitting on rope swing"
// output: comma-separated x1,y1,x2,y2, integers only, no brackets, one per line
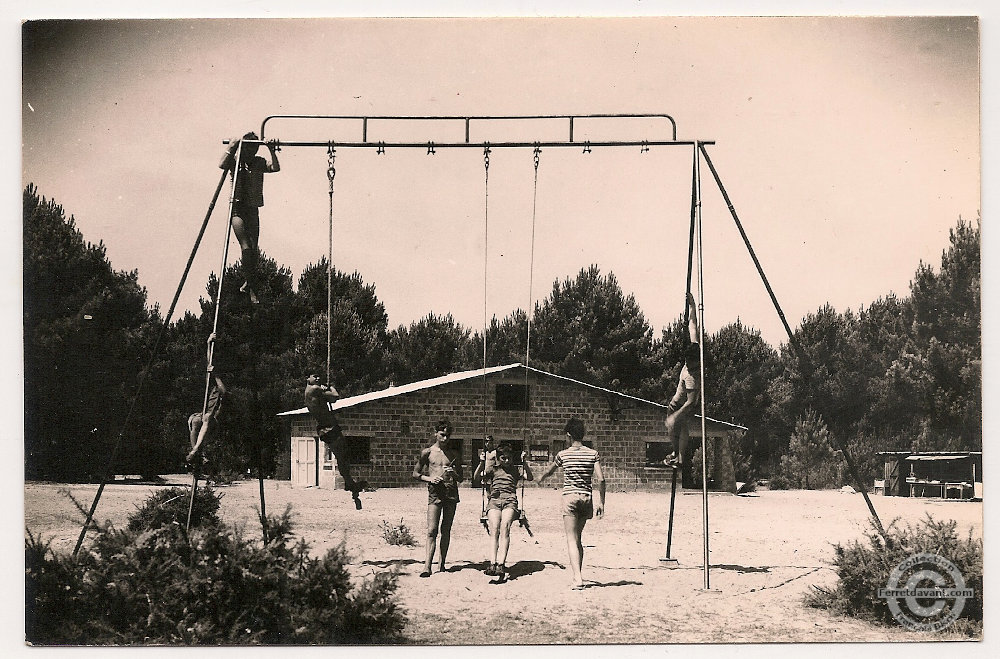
219,131,280,304
304,371,368,509
482,443,533,583
663,293,702,469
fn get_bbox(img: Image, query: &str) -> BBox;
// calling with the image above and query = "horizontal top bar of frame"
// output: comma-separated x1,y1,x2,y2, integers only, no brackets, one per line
235,140,714,148
258,113,680,143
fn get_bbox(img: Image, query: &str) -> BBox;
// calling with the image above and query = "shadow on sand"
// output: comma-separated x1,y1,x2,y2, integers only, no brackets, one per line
582,579,643,588
711,564,771,574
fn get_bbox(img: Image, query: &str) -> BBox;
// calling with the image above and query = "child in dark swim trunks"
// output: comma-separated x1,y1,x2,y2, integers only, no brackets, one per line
220,131,280,304
304,370,368,509
412,418,464,577
483,444,533,583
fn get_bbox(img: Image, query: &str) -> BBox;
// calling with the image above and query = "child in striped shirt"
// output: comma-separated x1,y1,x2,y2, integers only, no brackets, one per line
538,418,605,590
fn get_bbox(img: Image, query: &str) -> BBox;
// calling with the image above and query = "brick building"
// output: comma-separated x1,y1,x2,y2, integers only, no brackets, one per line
278,363,745,491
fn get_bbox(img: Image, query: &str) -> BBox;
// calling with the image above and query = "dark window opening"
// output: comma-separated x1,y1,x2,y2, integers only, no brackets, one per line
495,384,530,411
327,437,372,465
645,441,672,468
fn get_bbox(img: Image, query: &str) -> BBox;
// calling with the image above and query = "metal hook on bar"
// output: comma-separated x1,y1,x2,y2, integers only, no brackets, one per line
582,141,592,154
327,142,337,185
533,143,541,170
376,141,386,155
427,141,436,155
483,142,491,171
641,140,649,153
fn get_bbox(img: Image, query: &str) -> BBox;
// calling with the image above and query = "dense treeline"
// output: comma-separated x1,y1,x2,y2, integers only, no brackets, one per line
23,184,981,485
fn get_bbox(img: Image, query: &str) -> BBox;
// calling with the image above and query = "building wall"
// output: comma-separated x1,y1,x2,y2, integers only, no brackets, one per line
286,369,728,491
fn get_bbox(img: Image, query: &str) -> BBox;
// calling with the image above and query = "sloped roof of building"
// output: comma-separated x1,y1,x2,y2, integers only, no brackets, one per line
280,363,747,431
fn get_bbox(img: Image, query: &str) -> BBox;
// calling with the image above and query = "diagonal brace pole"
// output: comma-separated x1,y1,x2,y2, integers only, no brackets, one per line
698,144,886,539
74,166,231,556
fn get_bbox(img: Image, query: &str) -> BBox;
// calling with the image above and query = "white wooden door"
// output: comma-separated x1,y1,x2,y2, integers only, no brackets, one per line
292,436,317,487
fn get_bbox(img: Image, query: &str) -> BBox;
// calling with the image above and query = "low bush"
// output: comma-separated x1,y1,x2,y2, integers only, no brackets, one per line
806,514,982,636
381,518,416,547
26,490,406,645
126,486,222,533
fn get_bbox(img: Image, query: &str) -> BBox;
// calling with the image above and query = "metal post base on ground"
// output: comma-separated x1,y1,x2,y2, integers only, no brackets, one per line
660,466,680,565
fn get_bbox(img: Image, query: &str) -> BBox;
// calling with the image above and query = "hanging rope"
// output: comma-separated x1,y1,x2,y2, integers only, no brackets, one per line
327,143,336,385
524,144,540,411
482,143,491,439
517,143,541,531
480,143,492,532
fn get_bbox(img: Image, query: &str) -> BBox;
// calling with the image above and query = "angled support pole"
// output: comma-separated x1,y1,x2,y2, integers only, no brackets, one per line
74,165,231,556
698,144,886,539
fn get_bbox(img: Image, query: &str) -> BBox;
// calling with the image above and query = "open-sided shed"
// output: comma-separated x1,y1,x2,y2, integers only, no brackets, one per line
876,451,982,500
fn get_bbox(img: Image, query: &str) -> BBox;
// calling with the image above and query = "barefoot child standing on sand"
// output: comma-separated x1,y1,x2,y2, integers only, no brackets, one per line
413,418,464,577
538,418,605,590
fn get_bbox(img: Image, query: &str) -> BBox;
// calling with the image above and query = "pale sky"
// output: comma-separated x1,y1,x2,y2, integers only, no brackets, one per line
17,12,981,349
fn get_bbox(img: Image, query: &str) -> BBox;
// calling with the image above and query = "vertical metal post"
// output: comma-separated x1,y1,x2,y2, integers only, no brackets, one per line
694,142,711,590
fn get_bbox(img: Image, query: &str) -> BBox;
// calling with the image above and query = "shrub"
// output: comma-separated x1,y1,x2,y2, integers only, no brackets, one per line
26,493,406,645
778,409,839,489
126,486,222,533
806,514,982,636
381,518,415,547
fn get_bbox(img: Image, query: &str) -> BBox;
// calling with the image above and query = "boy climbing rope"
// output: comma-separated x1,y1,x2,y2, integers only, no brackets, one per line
304,371,368,509
482,443,533,583
412,418,464,577
219,131,280,304
187,333,225,464
663,292,702,469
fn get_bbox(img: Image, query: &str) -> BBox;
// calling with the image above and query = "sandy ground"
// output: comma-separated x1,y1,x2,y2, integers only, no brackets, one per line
23,479,983,645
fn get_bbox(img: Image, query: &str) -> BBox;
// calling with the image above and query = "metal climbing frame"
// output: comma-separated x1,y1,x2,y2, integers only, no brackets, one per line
74,114,886,594
246,113,717,590
255,113,704,149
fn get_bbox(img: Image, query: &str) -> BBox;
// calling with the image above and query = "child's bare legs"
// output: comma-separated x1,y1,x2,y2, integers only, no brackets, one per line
231,210,260,303
422,503,442,576
437,502,457,571
423,501,456,576
487,507,502,565
665,411,691,466
496,507,517,567
188,414,200,451
563,515,588,587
